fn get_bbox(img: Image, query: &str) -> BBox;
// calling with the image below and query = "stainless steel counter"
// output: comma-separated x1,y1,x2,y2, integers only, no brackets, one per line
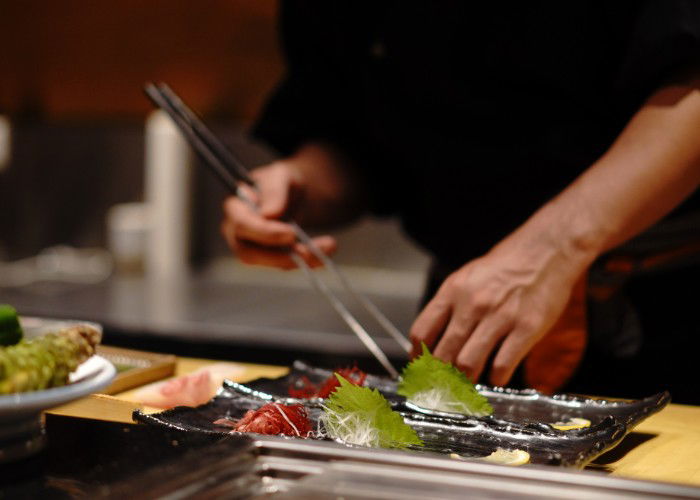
0,270,419,364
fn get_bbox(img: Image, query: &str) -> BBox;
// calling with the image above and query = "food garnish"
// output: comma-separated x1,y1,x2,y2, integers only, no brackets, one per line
551,417,591,431
0,304,23,347
0,324,100,394
398,343,493,416
450,448,530,466
214,403,313,437
481,448,531,466
288,365,367,399
321,374,423,449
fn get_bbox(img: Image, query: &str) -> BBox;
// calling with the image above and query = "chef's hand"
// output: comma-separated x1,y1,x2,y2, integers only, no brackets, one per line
409,214,590,387
221,160,337,270
409,79,700,387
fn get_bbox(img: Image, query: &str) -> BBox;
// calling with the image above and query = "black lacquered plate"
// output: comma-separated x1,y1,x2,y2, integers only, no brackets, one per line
133,361,669,468
135,381,625,467
248,361,671,430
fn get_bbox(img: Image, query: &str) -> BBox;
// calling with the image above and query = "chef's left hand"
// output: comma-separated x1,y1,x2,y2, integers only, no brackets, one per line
409,226,588,387
411,80,700,387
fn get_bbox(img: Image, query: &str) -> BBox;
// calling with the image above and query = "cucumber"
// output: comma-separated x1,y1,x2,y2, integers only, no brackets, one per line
0,305,23,346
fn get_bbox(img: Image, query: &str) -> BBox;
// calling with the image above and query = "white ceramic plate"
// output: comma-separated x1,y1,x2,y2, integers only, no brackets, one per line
0,355,116,419
0,317,116,419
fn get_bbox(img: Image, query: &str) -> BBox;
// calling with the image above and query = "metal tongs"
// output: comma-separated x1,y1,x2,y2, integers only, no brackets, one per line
144,82,409,378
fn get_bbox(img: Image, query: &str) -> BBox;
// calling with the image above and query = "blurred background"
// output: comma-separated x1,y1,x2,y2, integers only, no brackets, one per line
0,1,428,368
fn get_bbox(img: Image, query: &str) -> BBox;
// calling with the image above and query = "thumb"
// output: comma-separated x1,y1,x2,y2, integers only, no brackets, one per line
256,164,296,219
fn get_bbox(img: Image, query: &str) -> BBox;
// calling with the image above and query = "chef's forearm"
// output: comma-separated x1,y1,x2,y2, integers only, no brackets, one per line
512,81,700,268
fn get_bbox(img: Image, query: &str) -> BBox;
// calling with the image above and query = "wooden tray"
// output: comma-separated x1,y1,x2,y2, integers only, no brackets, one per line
96,346,176,395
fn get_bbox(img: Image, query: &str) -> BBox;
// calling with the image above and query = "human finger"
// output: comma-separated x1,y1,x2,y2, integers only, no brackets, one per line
488,323,542,387
409,286,453,358
292,236,338,268
228,232,337,270
254,164,298,219
229,237,298,270
222,197,296,247
235,185,260,207
454,312,515,382
430,312,477,365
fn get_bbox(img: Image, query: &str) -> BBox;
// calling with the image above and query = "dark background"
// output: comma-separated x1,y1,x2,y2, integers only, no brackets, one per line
0,1,281,261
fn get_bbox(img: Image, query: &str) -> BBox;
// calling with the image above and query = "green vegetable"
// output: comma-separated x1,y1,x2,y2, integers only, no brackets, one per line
0,305,23,346
0,324,101,394
321,374,423,449
398,343,493,416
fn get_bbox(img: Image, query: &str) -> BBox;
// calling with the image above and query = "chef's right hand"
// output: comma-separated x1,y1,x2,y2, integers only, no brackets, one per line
221,161,337,269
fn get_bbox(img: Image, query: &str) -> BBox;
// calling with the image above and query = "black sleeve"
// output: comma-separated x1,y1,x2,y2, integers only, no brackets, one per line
616,0,700,100
251,1,397,217
252,2,363,157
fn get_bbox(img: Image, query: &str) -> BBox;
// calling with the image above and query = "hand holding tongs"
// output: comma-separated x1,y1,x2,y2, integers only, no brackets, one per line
144,82,409,378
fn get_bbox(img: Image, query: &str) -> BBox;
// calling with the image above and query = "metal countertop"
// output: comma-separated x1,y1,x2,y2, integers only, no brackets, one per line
0,272,418,364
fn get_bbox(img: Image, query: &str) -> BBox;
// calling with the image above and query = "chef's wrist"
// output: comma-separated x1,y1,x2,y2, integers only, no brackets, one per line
500,199,604,276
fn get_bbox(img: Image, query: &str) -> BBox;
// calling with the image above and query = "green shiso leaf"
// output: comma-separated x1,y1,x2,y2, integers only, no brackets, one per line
398,343,493,416
321,374,423,449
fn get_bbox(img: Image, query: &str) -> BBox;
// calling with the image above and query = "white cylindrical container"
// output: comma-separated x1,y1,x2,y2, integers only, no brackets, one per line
106,202,150,275
143,109,193,279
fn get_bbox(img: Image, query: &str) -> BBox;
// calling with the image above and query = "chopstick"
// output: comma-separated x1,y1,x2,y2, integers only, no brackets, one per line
144,82,409,378
155,83,255,187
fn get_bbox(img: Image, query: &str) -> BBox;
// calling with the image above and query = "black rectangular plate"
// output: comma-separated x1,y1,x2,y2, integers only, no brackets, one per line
133,361,669,468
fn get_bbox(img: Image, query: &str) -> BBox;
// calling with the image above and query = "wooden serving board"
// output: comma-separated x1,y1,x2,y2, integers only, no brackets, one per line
96,345,177,395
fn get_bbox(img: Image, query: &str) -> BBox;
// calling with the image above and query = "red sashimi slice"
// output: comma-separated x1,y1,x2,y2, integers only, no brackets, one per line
316,366,367,398
288,366,367,398
213,403,313,437
288,375,318,399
